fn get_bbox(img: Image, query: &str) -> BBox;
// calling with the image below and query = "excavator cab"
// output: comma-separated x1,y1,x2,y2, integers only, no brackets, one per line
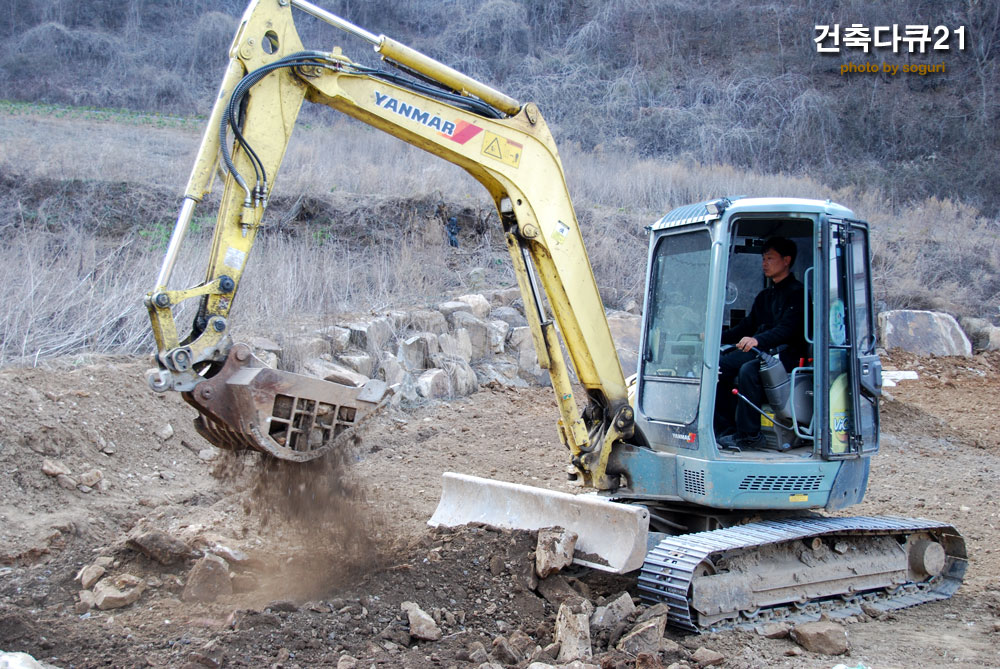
613,197,883,519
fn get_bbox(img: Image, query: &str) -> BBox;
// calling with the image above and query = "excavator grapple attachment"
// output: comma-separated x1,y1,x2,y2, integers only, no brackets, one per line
430,472,650,573
183,343,388,462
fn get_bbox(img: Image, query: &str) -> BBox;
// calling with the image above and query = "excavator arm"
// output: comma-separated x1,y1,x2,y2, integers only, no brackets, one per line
145,0,632,486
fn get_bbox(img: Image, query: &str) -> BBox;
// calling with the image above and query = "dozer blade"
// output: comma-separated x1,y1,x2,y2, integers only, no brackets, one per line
429,472,650,573
183,343,388,462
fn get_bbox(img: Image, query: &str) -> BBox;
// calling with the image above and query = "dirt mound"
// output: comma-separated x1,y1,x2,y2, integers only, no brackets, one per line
882,349,1000,449
3,352,1000,667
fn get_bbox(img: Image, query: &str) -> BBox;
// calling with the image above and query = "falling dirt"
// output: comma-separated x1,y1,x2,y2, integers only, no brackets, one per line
0,351,999,668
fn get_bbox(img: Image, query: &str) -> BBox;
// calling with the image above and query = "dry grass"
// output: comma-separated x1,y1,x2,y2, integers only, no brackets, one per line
0,108,996,366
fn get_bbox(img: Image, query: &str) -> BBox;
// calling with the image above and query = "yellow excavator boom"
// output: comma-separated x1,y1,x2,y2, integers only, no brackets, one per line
145,0,631,487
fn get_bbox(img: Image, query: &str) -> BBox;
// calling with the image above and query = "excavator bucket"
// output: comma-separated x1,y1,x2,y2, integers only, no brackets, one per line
183,343,388,462
430,472,650,573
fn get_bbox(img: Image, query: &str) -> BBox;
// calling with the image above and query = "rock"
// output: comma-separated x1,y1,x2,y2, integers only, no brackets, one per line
77,589,97,611
430,354,478,396
475,360,529,388
508,326,547,384
438,329,474,362
41,459,71,477
336,655,358,669
266,599,299,612
790,619,848,655
207,544,249,566
197,448,219,462
590,591,636,631
487,319,510,354
156,424,174,441
94,573,145,610
616,615,666,656
55,474,78,490
757,621,790,638
398,334,433,370
437,300,473,319
77,564,106,590
457,293,492,319
467,267,487,288
302,358,369,387
288,335,330,359
635,654,666,669
338,352,374,377
313,326,351,353
554,600,593,663
526,664,557,669
348,317,393,355
77,469,103,487
508,629,535,657
127,529,193,565
860,602,886,620
491,636,522,665
536,527,578,578
877,309,972,357
607,311,642,375
536,574,586,607
690,647,725,667
0,651,47,668
183,554,232,603
416,368,452,399
635,602,670,624
377,352,408,386
491,306,527,328
406,309,448,335
450,311,491,360
401,601,442,641
248,335,281,353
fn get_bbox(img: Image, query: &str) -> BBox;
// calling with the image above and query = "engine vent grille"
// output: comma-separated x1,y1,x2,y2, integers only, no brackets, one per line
683,469,706,496
738,475,823,492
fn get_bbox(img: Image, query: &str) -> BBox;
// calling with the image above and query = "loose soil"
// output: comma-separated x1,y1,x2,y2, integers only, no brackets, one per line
1,351,998,668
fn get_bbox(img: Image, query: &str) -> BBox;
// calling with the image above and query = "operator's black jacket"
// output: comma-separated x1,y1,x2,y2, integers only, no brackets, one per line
722,273,806,369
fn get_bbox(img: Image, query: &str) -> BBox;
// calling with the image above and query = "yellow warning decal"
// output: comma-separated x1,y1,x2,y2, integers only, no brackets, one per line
481,131,522,167
789,494,809,502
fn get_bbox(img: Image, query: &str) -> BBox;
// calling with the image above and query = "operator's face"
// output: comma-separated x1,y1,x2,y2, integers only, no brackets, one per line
762,249,792,280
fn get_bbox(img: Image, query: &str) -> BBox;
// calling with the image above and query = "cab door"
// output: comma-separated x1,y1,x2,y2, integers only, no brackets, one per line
818,217,881,458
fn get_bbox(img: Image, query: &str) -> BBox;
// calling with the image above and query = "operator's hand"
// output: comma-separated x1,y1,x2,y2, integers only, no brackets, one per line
736,336,759,352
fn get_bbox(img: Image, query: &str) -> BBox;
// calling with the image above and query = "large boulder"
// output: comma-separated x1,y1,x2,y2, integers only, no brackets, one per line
450,311,491,360
959,316,1000,351
438,329,473,363
94,573,146,610
554,600,594,663
347,317,393,355
606,311,642,375
790,619,848,655
430,354,479,396
183,554,233,603
416,369,451,399
878,310,971,357
406,309,448,335
302,358,369,387
456,294,492,319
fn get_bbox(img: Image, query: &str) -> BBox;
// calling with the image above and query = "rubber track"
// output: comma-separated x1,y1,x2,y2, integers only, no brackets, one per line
637,515,966,632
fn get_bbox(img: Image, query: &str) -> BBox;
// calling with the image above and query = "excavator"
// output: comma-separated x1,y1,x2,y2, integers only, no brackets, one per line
144,0,966,631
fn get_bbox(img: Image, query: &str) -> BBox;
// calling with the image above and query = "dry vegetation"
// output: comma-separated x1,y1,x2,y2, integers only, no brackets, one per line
3,0,999,209
0,0,998,366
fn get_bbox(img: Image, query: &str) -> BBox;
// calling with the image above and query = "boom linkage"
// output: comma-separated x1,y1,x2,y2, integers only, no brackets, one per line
144,0,631,483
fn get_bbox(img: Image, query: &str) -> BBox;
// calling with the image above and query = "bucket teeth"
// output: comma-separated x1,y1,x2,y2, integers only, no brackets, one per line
183,343,388,462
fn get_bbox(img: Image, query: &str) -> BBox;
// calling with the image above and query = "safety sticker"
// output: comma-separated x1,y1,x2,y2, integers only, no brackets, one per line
481,131,522,167
789,494,809,502
223,246,246,271
552,220,570,244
